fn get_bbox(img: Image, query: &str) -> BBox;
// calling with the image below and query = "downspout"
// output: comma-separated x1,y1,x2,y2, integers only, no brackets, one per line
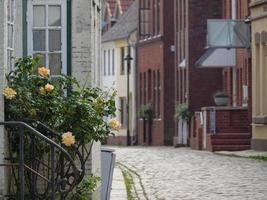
232,0,237,106
133,38,139,145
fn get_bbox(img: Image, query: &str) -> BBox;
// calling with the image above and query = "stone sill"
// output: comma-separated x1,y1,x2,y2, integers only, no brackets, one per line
252,115,267,124
201,106,248,111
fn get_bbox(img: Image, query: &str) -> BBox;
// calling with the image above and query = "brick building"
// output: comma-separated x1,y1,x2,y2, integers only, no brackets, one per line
191,0,252,151
138,0,175,145
173,0,223,146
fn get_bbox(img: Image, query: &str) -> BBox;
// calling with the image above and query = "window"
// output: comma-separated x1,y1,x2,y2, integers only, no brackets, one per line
156,0,160,34
152,0,156,35
112,49,115,75
103,50,106,76
144,72,147,104
28,0,67,75
140,73,143,105
120,47,125,75
120,97,127,127
108,50,110,75
139,0,151,39
157,70,161,118
148,70,152,101
7,0,16,71
153,71,156,117
128,46,131,74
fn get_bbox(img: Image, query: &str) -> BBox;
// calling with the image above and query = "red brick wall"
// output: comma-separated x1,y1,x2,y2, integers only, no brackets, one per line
213,109,250,133
190,112,203,150
222,0,251,107
137,0,175,146
187,0,223,112
174,0,223,112
174,0,223,141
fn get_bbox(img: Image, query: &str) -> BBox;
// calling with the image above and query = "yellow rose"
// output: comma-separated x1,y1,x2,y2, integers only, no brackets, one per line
38,67,50,77
108,118,121,131
3,87,17,99
62,132,75,146
44,84,54,93
39,87,46,94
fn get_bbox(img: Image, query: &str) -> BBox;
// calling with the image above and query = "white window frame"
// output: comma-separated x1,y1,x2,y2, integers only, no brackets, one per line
7,0,16,71
27,0,67,75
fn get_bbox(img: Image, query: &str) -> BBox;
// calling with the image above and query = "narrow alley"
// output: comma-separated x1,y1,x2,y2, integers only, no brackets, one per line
111,147,267,200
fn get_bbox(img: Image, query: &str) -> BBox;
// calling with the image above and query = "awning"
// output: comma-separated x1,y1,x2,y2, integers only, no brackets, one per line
178,59,186,68
207,19,250,48
195,48,236,68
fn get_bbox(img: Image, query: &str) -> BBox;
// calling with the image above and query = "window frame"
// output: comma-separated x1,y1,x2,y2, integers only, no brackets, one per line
27,0,67,75
7,0,16,71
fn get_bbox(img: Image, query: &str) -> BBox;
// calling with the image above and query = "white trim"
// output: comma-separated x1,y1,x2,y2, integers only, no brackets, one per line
27,0,67,75
7,0,16,71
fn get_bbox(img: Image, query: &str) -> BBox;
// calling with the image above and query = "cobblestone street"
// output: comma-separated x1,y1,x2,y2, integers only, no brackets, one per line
112,147,267,200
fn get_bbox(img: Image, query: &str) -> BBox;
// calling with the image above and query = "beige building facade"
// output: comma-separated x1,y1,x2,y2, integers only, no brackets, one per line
101,1,138,145
251,0,267,151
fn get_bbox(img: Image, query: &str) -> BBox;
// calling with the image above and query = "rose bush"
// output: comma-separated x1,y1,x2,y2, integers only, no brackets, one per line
3,56,117,199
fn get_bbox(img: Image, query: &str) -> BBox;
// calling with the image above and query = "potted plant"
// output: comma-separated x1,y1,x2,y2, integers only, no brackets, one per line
174,103,191,147
139,103,153,119
175,103,191,122
213,91,229,106
139,103,153,144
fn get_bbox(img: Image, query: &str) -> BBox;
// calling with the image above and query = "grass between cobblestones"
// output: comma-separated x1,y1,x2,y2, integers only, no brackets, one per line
117,162,148,200
248,155,267,161
215,153,267,161
120,167,135,200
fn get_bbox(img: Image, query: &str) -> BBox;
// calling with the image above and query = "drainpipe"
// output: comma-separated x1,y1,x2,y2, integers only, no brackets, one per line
232,0,237,107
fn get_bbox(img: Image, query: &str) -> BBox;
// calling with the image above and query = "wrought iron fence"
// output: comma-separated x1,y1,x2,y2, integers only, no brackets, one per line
0,121,86,200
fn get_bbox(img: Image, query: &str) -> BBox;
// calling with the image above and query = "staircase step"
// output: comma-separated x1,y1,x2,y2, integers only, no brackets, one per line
212,144,250,152
211,138,251,145
210,133,251,139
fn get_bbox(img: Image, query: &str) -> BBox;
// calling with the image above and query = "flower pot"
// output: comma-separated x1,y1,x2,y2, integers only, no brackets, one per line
214,96,228,106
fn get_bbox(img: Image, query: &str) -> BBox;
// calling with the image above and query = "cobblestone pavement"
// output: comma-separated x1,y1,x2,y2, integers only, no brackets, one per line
112,146,267,200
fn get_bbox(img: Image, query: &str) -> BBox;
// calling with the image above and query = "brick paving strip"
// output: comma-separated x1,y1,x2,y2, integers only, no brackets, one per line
110,165,128,200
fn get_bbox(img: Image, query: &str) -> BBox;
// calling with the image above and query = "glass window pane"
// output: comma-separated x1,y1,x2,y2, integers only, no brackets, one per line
49,6,61,26
49,30,61,51
7,0,11,21
33,30,46,51
10,0,14,21
34,53,46,66
33,6,45,27
8,24,13,48
49,54,62,75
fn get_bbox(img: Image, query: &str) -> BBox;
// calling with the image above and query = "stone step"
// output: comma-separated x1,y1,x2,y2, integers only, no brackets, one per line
212,144,251,152
210,133,251,139
211,138,251,145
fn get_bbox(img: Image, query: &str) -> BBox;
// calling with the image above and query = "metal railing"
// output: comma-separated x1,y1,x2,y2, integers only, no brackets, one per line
0,121,83,200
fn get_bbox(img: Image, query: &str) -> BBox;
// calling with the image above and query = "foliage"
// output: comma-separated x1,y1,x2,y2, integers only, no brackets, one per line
139,103,153,119
3,56,116,198
175,103,191,122
72,175,101,200
5,56,116,143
